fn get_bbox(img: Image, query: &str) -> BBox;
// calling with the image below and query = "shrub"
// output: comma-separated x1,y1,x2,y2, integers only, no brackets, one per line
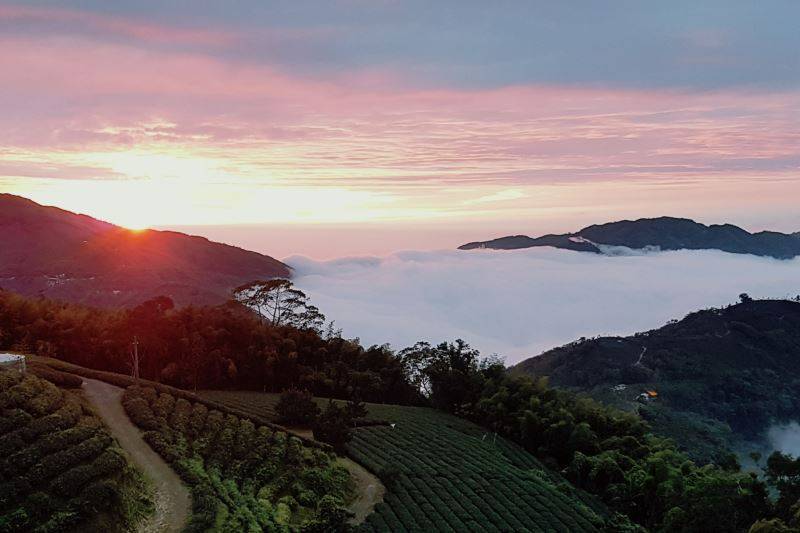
377,465,401,488
20,397,82,441
121,385,354,531
121,396,158,431
28,364,82,388
50,448,126,496
0,409,31,438
276,389,320,426
79,479,119,512
152,393,176,420
0,371,149,532
170,398,193,434
345,397,368,421
311,401,353,453
301,495,352,533
25,433,111,485
187,402,209,439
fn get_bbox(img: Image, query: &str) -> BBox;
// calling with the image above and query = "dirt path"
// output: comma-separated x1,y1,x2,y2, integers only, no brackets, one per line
634,345,647,366
286,428,385,524
337,457,385,524
82,378,191,533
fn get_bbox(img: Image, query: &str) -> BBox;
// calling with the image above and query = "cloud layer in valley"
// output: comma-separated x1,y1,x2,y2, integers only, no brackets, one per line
288,248,800,364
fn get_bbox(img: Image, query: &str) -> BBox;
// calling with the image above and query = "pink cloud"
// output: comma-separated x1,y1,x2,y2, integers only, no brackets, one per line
0,4,234,46
0,32,798,191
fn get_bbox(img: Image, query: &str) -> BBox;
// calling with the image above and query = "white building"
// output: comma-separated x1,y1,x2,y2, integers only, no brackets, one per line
0,353,26,373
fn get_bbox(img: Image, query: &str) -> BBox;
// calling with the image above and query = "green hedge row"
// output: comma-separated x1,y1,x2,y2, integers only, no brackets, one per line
349,403,604,533
122,385,354,532
33,356,330,451
0,369,152,533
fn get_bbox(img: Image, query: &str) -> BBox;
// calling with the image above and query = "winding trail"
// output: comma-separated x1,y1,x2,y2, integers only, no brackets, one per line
634,345,647,366
82,378,191,533
337,457,385,524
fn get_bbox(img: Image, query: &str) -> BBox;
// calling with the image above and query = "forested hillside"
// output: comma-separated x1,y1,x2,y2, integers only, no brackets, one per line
0,289,420,405
514,298,800,459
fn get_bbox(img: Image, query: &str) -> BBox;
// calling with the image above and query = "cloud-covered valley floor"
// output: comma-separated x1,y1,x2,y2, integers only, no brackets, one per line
288,248,800,365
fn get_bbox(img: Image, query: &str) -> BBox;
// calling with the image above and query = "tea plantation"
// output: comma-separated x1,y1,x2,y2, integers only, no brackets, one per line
0,369,151,532
122,385,355,531
202,391,607,532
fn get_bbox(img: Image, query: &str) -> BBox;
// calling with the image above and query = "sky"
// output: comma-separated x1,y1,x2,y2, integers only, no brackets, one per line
1,1,799,255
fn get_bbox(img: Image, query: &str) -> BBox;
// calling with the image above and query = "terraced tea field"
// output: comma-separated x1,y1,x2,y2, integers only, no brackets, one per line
124,386,354,531
202,391,607,532
200,390,282,420
0,369,150,532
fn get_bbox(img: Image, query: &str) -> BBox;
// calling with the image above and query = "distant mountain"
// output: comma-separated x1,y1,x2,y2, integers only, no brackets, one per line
0,194,290,307
460,216,800,259
512,299,800,461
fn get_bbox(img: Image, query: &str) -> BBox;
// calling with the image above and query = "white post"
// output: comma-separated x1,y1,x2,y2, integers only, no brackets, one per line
132,336,140,383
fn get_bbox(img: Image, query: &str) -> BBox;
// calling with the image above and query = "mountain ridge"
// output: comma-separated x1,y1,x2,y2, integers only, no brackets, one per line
0,194,290,307
460,216,800,259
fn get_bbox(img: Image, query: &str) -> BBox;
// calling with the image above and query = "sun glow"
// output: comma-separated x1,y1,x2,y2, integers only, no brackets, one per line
124,222,151,232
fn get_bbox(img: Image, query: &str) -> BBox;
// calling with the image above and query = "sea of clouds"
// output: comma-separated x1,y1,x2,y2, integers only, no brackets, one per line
287,247,800,365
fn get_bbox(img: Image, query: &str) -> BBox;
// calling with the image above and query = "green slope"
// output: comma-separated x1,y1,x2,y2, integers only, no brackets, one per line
202,391,608,532
123,385,354,531
0,369,151,532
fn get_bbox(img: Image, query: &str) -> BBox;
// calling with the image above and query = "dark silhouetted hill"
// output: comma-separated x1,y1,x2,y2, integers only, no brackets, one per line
460,217,800,258
0,194,290,307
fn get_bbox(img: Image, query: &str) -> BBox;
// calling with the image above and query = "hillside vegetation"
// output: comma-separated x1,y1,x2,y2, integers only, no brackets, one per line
0,289,419,405
122,385,354,531
7,290,799,531
202,390,608,532
0,369,151,532
514,299,800,459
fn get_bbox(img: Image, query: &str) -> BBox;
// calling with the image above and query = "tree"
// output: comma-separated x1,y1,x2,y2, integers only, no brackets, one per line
345,396,368,423
398,341,436,397
233,279,325,331
301,495,353,532
276,389,321,426
312,400,353,452
749,518,796,533
764,452,800,518
399,339,491,410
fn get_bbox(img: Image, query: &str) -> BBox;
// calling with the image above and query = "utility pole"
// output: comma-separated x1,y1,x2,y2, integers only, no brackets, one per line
132,335,140,384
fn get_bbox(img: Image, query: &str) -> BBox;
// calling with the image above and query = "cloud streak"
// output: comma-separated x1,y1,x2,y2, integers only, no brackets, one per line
2,33,797,189
0,4,235,46
0,2,798,228
289,248,800,364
